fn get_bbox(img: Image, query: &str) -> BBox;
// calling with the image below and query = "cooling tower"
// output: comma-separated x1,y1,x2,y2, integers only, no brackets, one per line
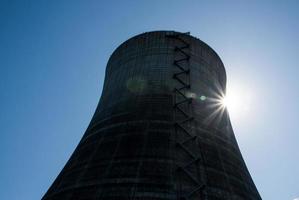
43,31,261,200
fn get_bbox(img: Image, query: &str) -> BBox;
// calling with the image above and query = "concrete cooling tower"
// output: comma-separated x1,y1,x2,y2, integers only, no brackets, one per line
43,31,261,200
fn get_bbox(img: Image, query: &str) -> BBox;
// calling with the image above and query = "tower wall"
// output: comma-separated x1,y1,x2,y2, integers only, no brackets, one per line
43,31,261,200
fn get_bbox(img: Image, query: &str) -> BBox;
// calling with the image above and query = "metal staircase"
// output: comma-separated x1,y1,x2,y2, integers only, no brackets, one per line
166,32,207,200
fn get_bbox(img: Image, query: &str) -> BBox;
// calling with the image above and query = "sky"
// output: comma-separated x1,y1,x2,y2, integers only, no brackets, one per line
0,0,298,199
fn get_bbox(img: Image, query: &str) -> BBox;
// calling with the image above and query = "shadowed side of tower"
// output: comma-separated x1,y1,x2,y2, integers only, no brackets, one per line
43,31,261,200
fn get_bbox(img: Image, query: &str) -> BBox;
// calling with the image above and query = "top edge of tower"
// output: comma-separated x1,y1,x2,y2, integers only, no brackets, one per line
109,30,225,69
106,30,227,87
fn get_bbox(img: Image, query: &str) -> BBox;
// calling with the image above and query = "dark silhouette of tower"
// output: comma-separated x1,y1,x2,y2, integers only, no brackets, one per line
43,31,261,200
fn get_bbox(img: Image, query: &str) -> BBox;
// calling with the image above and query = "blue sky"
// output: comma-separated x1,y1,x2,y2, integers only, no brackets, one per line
1,1,298,199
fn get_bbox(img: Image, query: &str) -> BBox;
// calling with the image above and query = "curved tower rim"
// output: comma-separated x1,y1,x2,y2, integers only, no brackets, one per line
109,30,226,80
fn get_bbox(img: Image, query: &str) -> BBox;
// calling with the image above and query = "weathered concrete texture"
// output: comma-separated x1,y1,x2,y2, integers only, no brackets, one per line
43,31,261,200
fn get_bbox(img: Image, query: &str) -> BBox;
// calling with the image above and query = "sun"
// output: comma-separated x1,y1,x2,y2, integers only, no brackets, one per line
221,96,230,108
220,86,251,118
221,94,244,113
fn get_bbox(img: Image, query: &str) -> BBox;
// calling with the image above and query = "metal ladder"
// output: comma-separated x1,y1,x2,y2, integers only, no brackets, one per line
166,32,206,200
